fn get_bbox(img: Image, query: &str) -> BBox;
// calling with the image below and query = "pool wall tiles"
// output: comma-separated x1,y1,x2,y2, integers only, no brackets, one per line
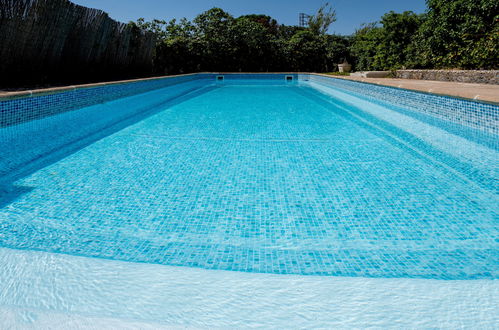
0,73,303,127
0,74,216,181
1,72,497,181
213,73,299,80
300,74,499,137
1,72,497,133
0,74,210,127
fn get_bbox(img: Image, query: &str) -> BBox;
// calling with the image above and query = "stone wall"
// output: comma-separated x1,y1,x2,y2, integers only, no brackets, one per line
395,70,499,85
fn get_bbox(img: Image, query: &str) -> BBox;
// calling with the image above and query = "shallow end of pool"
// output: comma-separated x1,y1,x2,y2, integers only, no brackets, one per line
1,247,497,328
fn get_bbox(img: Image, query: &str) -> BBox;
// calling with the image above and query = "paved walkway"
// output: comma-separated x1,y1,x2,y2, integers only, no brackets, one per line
326,75,499,104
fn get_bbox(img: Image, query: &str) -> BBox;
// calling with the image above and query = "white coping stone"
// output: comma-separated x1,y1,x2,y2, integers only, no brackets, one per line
0,247,497,328
350,71,391,78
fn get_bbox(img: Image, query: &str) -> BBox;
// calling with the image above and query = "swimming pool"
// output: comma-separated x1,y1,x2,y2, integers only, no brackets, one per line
0,73,497,326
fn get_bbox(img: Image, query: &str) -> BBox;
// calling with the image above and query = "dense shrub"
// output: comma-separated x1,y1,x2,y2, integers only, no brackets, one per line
134,6,349,74
350,0,498,70
350,12,424,71
140,0,498,74
414,0,499,69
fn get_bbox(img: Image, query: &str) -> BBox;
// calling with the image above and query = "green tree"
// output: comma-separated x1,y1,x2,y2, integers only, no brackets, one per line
350,23,383,71
287,30,329,71
133,4,347,73
415,0,498,69
194,8,235,71
238,15,279,35
375,11,423,69
308,3,337,35
325,34,352,68
230,17,273,71
133,17,200,74
131,18,168,41
350,11,423,70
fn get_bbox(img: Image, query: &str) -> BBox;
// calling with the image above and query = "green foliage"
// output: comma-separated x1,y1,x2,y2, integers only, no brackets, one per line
134,17,200,74
375,11,424,69
287,30,329,71
350,23,383,71
308,3,337,35
350,11,423,71
325,34,352,69
238,14,279,35
193,8,235,71
135,4,349,74
325,72,350,76
350,0,498,71
415,0,498,69
135,0,498,75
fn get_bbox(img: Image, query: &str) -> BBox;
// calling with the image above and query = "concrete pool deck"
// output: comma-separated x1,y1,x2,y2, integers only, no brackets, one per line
324,74,499,104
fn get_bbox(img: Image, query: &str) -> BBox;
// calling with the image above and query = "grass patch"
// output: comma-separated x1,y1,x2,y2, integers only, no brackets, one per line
324,72,350,76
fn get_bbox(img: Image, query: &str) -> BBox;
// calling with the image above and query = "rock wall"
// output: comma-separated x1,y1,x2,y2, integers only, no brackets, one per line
395,70,499,85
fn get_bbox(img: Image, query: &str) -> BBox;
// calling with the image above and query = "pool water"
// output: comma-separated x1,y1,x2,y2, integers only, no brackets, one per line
0,79,497,280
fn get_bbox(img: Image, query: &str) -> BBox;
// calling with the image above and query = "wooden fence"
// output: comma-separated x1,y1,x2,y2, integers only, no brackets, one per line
0,0,156,88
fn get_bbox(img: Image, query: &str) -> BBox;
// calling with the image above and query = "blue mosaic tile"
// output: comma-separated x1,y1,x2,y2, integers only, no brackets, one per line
0,74,209,127
0,75,497,280
0,77,214,180
302,74,498,138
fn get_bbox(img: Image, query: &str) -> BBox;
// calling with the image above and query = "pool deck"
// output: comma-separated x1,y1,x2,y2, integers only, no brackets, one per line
323,74,499,104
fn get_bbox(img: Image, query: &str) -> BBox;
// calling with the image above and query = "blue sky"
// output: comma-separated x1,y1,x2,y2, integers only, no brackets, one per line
71,0,427,35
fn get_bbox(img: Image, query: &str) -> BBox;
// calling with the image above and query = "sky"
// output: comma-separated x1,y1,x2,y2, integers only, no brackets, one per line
71,0,427,35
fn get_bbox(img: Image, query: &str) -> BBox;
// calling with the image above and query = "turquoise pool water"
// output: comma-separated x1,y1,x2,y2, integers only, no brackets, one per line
0,78,497,280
